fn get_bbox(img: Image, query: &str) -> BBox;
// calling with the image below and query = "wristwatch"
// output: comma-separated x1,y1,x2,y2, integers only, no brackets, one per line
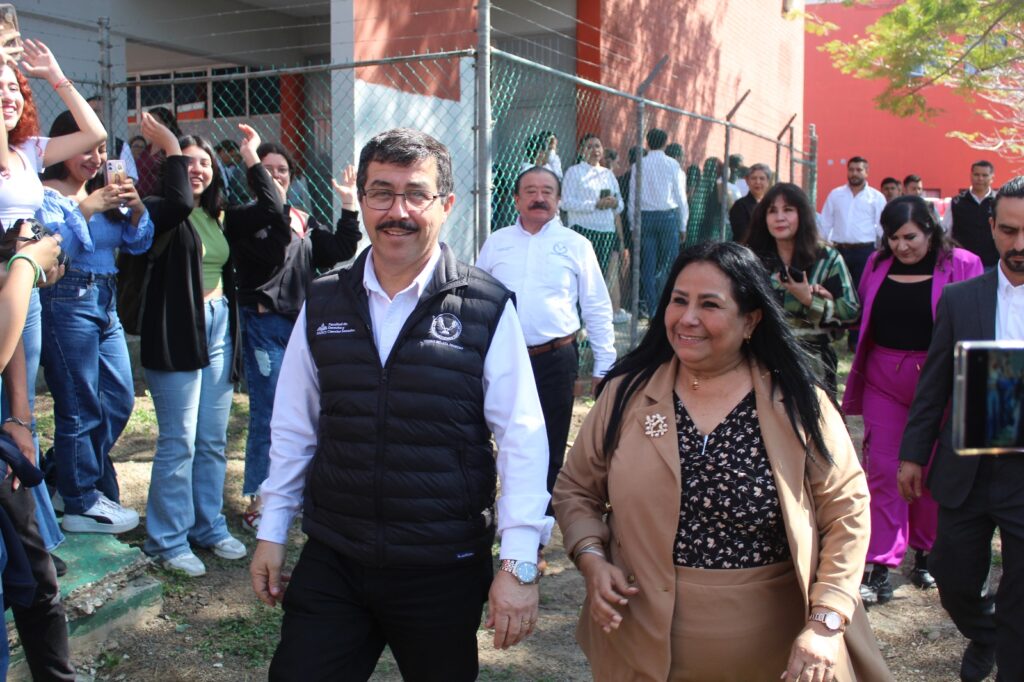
809,609,845,632
499,559,541,585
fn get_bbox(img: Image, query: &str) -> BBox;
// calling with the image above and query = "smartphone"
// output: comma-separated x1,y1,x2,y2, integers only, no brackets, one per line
599,189,612,199
787,267,805,283
0,5,22,58
953,341,1024,455
105,159,127,186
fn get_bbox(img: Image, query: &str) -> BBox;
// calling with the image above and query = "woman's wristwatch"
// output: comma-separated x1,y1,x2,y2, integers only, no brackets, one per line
499,559,541,585
809,609,846,632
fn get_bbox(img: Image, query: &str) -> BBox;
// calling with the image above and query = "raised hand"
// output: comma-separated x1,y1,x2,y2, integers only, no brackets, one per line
238,123,261,167
140,111,181,156
19,39,64,85
331,164,358,210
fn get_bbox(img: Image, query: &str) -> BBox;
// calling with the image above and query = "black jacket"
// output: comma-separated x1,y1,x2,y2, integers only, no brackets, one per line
302,244,512,567
950,190,997,268
728,192,758,244
899,270,996,508
226,206,362,316
140,159,282,378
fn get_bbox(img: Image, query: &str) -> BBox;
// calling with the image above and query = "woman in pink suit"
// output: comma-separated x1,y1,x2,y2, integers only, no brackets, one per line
842,195,983,605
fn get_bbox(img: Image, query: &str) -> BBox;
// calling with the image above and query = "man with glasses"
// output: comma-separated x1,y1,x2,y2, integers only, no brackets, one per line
250,128,552,681
476,166,615,519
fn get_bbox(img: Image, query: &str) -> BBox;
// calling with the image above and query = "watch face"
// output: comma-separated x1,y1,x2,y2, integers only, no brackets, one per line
514,561,539,584
824,612,842,630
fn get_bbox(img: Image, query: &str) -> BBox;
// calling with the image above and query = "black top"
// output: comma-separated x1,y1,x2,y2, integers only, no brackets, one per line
227,206,362,314
140,160,283,377
950,190,997,267
871,250,936,351
673,391,790,568
728,192,758,244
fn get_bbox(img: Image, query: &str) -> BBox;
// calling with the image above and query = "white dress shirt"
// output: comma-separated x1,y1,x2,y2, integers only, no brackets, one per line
561,162,623,233
257,245,554,563
941,189,995,231
819,183,886,244
475,217,617,375
627,149,688,230
996,265,1024,341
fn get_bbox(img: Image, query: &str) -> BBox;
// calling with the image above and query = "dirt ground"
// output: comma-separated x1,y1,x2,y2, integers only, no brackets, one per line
36,385,1001,681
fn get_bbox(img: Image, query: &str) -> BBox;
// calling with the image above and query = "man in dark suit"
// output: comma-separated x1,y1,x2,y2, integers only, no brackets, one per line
899,175,1024,682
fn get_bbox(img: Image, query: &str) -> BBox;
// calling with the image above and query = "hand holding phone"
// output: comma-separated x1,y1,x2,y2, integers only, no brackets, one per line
0,5,23,66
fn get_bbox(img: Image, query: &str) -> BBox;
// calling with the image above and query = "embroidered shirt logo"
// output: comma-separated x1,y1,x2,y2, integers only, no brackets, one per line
552,242,568,256
315,321,356,336
429,313,463,342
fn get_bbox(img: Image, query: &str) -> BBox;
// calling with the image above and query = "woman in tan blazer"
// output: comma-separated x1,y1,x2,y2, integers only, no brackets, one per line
553,241,891,682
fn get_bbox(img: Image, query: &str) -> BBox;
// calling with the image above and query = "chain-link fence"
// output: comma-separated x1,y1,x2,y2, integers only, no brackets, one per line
31,41,816,357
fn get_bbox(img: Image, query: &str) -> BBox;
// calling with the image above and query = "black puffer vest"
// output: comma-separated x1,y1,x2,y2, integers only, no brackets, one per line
303,244,512,567
950,190,997,267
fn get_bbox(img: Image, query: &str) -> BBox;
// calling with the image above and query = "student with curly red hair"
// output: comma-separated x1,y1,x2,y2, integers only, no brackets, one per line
0,38,106,681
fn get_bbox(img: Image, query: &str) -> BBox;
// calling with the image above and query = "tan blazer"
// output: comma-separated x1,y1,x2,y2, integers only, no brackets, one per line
553,358,892,681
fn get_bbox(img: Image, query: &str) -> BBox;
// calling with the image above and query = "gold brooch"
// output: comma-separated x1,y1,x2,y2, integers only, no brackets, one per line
643,413,668,438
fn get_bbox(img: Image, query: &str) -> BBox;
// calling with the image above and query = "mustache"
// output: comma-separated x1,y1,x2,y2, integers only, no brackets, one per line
376,219,419,233
1006,249,1024,259
528,201,550,211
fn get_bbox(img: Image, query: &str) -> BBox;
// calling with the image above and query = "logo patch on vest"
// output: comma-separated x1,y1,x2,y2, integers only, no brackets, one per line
315,321,356,336
426,313,464,350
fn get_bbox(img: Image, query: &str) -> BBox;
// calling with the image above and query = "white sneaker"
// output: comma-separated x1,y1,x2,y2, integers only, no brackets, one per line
162,551,206,577
51,490,64,514
61,494,140,534
208,535,247,560
613,309,631,324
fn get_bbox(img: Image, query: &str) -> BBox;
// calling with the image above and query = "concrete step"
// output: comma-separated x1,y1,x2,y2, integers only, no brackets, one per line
6,533,162,680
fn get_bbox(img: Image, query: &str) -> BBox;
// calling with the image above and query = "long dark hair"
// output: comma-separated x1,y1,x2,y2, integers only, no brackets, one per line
40,110,124,222
745,182,821,271
873,195,954,268
598,241,834,464
178,134,224,217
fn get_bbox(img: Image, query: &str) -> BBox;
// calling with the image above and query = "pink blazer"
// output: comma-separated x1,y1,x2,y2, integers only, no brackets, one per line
842,248,984,415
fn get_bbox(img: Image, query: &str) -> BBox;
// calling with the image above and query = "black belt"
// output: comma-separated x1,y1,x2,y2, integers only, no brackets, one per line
527,334,575,357
833,242,874,249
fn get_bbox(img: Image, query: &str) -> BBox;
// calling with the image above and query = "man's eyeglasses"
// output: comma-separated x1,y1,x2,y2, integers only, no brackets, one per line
362,189,446,211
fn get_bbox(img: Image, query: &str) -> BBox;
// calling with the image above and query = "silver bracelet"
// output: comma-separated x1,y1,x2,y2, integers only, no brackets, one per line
575,546,606,562
3,416,34,435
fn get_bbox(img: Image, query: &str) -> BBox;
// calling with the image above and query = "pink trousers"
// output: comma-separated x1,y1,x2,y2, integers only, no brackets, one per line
861,346,937,567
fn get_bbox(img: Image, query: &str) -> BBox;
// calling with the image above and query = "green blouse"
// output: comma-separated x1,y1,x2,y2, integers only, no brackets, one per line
190,208,229,292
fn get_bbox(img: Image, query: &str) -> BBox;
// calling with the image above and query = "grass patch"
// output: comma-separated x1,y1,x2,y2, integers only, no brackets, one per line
198,605,283,667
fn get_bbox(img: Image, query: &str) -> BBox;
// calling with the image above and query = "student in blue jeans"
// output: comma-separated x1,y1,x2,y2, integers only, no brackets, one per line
226,143,361,531
139,124,282,577
38,110,156,535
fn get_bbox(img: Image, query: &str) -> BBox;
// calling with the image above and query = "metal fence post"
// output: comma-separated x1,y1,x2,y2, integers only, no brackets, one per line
631,57,668,346
98,17,113,137
788,125,796,182
722,91,749,242
807,123,819,207
475,0,491,255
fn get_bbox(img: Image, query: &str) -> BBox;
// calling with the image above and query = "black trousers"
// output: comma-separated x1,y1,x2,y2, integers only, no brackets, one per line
529,342,578,511
0,477,74,681
269,539,493,682
930,456,1024,681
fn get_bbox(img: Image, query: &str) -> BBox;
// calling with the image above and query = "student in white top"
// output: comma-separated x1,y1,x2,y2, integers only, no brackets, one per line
561,133,628,323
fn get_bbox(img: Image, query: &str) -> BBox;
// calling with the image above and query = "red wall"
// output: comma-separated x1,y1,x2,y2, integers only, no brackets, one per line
805,1,1007,208
592,0,806,179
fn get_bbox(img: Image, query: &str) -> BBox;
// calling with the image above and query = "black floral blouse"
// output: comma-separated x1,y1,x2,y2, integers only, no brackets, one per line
672,391,791,568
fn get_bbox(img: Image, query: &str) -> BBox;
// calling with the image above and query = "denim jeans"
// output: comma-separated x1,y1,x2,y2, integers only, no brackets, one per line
143,297,234,560
1,290,65,552
40,272,134,515
639,209,680,315
239,306,295,497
